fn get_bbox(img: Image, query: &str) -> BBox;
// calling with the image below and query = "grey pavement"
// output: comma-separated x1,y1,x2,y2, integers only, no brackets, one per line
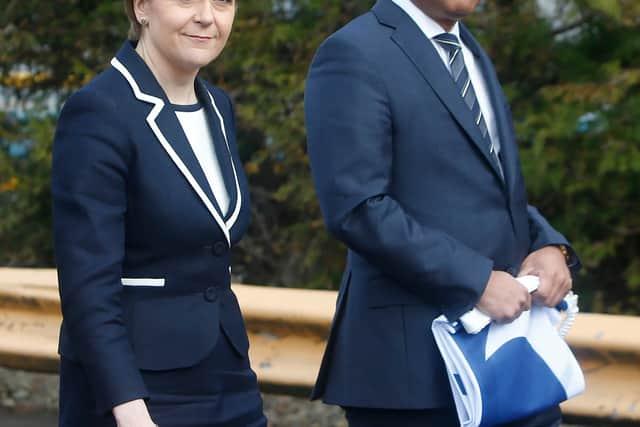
0,407,57,427
0,407,591,427
0,367,599,427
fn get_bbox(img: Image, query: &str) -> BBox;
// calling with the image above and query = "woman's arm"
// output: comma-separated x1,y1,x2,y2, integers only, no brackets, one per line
113,399,157,426
52,88,149,416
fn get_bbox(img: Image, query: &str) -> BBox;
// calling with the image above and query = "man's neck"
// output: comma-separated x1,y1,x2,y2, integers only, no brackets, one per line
438,21,455,32
410,0,457,32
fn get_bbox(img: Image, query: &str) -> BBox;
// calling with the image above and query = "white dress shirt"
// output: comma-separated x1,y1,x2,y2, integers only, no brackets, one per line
175,104,230,215
391,0,501,154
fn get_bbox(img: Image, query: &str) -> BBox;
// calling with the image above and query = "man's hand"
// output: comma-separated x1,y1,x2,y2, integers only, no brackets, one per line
113,399,158,427
477,271,531,323
519,246,572,307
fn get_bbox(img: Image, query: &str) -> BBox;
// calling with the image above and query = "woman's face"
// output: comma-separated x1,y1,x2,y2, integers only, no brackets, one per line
135,0,235,75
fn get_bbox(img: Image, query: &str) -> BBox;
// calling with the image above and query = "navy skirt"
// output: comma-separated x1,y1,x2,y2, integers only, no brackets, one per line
59,325,266,427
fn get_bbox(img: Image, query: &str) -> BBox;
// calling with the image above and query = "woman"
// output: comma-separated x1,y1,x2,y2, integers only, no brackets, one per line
51,1,266,426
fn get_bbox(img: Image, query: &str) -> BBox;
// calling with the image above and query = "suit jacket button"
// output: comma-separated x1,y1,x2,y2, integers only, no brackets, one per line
204,286,218,302
212,241,227,256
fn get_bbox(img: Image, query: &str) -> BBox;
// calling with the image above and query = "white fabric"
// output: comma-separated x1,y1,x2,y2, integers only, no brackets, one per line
391,0,501,154
175,108,230,215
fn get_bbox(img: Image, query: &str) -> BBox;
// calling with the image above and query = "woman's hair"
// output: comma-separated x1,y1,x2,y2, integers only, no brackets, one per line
124,0,141,40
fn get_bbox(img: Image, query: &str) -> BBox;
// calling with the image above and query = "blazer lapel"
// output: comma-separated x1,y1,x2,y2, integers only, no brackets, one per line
110,41,231,244
199,82,243,230
373,0,505,184
154,106,225,217
195,80,238,221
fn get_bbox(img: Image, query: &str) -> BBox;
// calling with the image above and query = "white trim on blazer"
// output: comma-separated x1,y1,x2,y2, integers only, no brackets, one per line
205,91,242,230
110,57,242,245
121,278,166,287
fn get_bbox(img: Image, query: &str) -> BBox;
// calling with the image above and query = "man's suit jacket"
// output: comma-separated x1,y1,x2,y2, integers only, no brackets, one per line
305,0,578,409
52,41,251,415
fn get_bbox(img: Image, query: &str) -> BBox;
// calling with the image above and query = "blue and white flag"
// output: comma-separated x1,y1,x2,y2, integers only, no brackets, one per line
431,276,585,427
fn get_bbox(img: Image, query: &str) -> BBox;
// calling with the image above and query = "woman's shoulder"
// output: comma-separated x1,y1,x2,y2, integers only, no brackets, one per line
61,67,130,119
55,67,135,150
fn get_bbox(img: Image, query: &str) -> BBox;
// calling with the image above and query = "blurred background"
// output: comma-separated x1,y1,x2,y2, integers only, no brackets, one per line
2,0,640,311
1,0,639,425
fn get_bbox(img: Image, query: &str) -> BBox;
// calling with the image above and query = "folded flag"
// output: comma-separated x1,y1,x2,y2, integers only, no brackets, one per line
431,276,585,427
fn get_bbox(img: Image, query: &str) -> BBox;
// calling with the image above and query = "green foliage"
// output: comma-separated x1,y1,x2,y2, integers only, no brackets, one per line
0,112,54,266
0,1,638,313
200,0,370,288
469,0,640,313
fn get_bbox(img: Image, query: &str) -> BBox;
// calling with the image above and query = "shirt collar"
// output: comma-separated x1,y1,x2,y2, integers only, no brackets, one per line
391,0,461,40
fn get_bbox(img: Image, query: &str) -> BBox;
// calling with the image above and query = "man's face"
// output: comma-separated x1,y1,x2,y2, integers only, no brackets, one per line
412,0,481,30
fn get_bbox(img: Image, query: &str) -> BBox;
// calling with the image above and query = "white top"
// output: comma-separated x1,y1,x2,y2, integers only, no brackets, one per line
391,0,501,154
175,105,230,215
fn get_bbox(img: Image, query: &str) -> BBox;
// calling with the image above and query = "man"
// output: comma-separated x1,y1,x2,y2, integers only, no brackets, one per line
304,0,580,426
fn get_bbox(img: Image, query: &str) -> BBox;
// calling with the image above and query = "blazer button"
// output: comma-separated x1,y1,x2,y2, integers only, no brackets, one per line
204,286,218,302
212,241,227,256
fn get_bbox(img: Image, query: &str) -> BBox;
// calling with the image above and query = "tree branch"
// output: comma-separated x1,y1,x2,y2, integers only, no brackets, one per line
552,13,594,37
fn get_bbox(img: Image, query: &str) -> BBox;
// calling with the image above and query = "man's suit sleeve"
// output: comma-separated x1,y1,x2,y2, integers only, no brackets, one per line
52,89,148,414
305,36,493,320
527,205,581,271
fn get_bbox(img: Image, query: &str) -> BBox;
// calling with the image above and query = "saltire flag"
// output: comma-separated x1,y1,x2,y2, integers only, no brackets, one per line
432,277,585,427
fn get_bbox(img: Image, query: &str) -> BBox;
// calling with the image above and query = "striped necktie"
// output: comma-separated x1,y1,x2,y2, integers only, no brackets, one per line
433,32,503,179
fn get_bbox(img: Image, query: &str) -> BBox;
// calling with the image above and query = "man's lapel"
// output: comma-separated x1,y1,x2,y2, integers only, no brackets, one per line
373,0,506,185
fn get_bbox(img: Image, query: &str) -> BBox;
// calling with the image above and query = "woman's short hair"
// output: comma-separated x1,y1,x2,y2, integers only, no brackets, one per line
124,0,141,40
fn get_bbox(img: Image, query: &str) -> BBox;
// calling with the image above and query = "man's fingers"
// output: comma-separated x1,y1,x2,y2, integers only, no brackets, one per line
547,270,562,304
518,265,537,277
555,275,573,306
506,287,531,321
544,270,572,307
520,260,572,308
497,305,524,324
519,290,532,311
478,271,546,323
518,289,531,315
531,270,551,303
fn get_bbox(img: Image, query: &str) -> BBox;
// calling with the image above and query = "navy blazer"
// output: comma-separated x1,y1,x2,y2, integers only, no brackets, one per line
52,41,251,414
305,0,579,409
